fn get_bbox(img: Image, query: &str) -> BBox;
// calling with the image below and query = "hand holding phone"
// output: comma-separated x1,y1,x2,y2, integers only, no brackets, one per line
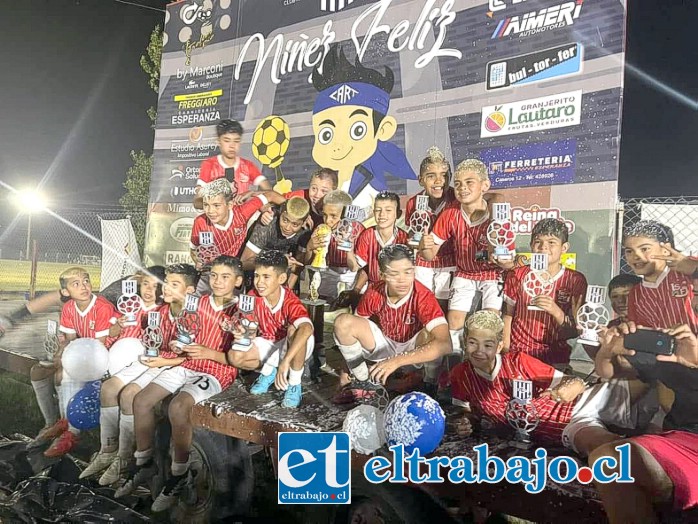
624,329,675,357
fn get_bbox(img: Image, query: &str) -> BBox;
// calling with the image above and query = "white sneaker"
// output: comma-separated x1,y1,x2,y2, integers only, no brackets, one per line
98,455,129,486
79,451,117,479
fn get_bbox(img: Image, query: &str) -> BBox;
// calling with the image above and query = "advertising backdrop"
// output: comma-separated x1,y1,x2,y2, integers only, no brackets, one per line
145,0,627,286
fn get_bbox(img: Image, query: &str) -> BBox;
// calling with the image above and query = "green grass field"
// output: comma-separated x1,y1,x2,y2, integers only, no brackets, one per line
0,260,101,293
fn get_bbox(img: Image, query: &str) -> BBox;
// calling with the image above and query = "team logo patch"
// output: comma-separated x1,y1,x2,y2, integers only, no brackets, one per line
671,283,689,298
233,227,245,236
405,315,416,325
557,290,572,304
89,320,96,330
329,84,358,105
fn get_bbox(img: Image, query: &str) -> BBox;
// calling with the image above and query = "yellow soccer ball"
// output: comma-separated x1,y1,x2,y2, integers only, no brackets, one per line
252,116,290,168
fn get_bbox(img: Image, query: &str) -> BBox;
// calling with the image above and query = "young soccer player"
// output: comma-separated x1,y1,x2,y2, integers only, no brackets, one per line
419,159,506,355
30,267,117,457
225,250,315,408
451,311,644,456
622,220,697,331
116,257,242,511
194,119,271,209
240,196,310,289
94,264,198,486
303,189,365,300
333,245,452,403
405,147,458,309
607,274,641,328
348,191,408,288
502,218,587,368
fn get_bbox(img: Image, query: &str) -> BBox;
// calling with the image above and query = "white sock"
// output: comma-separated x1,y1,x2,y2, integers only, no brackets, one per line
117,414,135,459
99,406,119,452
336,340,368,381
31,377,59,427
288,367,304,386
260,363,276,376
60,373,86,435
134,448,153,466
450,329,464,355
171,461,189,476
55,384,64,418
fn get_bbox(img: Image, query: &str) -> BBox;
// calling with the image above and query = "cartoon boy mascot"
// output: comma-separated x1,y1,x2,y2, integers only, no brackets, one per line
311,44,417,211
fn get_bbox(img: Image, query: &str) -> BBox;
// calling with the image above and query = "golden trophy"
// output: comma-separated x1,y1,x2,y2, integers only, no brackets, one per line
310,224,332,270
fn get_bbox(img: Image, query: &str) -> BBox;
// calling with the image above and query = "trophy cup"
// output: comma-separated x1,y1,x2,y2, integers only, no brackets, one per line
408,195,431,247
505,379,540,449
310,224,333,270
487,203,516,261
196,231,221,270
577,285,611,346
523,253,555,311
173,294,201,353
42,319,60,366
334,205,363,252
141,311,163,358
117,279,142,327
231,294,258,352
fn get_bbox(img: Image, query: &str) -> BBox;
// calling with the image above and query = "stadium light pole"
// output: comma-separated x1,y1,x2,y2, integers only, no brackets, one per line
13,189,47,260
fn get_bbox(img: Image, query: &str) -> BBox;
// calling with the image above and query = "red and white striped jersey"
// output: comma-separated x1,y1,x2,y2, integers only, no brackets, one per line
190,195,268,257
431,207,500,281
450,352,573,444
357,281,447,343
197,155,266,195
327,221,366,268
628,268,697,332
405,189,457,269
504,266,587,366
60,295,117,348
250,287,312,343
181,294,238,389
354,226,409,284
111,302,159,340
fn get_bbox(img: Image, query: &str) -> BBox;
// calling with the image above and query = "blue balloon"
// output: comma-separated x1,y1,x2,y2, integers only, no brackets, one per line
67,381,101,431
384,392,446,455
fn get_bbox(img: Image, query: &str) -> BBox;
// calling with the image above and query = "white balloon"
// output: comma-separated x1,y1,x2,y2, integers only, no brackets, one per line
61,338,109,382
342,404,385,455
108,337,145,376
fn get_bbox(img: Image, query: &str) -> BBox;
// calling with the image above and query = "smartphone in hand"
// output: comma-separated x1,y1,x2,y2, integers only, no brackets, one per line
624,329,675,356
225,167,235,183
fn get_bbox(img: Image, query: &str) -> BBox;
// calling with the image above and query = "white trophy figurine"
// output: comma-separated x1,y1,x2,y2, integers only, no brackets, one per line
334,205,363,252
408,195,431,247
523,253,555,311
42,319,60,366
231,294,259,352
505,379,540,449
486,203,516,261
173,294,201,353
577,285,610,346
142,311,163,358
197,231,221,269
117,279,142,327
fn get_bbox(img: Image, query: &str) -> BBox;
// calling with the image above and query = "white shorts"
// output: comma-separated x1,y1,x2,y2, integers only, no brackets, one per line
114,361,174,390
151,367,222,404
563,379,636,453
449,277,502,312
415,266,455,300
253,335,315,365
364,319,421,362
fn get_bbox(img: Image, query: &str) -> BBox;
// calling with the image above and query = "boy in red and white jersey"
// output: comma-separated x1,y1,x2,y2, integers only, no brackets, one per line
419,159,509,355
31,267,117,457
503,218,587,368
194,119,271,209
450,311,643,456
117,257,243,512
348,191,408,288
622,220,697,332
333,245,452,403
226,250,314,409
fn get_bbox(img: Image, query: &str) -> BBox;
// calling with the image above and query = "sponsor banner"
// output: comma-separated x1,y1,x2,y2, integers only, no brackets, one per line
482,139,576,188
486,43,583,90
169,216,195,245
510,205,576,235
490,1,585,40
481,90,582,138
165,251,195,265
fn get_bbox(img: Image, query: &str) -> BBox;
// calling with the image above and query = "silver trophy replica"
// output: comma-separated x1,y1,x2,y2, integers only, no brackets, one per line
173,294,201,353
117,279,142,327
408,195,431,247
577,285,611,346
334,205,363,252
523,253,555,311
231,294,259,352
142,311,164,358
486,203,516,261
197,231,221,269
42,319,60,366
505,379,540,449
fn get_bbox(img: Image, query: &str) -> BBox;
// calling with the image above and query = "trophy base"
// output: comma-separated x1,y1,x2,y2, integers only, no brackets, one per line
579,338,600,347
301,299,327,307
508,438,534,450
122,321,138,327
527,305,544,311
232,341,253,352
336,244,352,252
408,239,421,248
309,265,328,272
173,341,190,354
143,349,160,358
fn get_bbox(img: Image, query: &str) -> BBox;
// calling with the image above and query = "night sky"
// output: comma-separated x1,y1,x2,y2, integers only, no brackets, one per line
0,0,696,210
